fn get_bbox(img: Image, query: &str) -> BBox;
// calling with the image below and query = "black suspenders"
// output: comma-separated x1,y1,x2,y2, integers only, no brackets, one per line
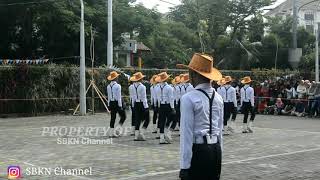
243,87,248,99
109,83,116,99
160,84,167,103
134,84,141,100
196,89,216,135
224,86,230,101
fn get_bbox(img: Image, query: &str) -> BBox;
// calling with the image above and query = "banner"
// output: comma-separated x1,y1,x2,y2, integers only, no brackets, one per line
0,59,49,65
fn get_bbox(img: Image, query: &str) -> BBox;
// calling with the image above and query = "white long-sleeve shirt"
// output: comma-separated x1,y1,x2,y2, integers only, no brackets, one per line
155,82,174,109
218,85,237,107
180,83,224,169
174,84,183,104
296,84,307,99
285,87,295,99
107,81,122,107
181,83,194,97
132,82,148,109
150,84,159,106
129,84,135,107
240,85,255,107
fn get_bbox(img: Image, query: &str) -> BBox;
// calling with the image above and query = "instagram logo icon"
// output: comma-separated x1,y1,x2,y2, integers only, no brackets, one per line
8,166,21,179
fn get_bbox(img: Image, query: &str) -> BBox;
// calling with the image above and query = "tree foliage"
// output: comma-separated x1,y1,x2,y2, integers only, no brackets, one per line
0,0,316,70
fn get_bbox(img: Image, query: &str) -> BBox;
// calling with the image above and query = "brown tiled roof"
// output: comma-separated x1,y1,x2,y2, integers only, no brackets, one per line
137,42,151,51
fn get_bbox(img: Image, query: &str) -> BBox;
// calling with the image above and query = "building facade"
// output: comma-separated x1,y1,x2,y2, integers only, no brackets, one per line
266,0,320,34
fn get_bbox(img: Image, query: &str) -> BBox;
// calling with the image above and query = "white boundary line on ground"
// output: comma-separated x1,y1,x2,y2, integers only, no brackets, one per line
7,158,94,180
254,127,320,134
118,147,320,180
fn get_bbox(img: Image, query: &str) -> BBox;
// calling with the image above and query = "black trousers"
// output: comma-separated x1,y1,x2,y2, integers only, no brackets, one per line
153,105,159,126
190,143,222,180
109,101,126,128
231,106,237,120
134,102,149,130
223,102,234,126
242,102,255,123
159,104,173,133
131,105,135,127
171,101,181,129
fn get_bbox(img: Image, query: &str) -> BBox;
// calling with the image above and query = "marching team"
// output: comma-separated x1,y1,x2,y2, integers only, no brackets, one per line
105,53,256,179
105,70,256,143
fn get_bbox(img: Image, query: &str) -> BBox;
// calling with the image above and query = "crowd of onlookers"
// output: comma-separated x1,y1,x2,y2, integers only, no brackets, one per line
225,77,320,118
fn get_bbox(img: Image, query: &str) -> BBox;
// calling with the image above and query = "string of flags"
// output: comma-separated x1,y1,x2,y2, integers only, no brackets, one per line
0,59,49,65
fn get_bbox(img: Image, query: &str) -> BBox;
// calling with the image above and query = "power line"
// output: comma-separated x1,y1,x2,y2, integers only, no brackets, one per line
158,0,178,6
0,0,57,7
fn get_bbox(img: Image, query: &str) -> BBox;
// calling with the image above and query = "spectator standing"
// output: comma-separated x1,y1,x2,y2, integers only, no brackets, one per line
296,80,307,99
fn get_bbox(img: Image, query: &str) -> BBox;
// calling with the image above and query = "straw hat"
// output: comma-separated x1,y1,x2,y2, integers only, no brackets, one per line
172,76,181,85
177,53,222,81
129,72,145,82
241,76,252,84
150,75,158,85
180,74,190,83
107,71,120,81
155,72,171,83
224,76,232,83
217,78,226,86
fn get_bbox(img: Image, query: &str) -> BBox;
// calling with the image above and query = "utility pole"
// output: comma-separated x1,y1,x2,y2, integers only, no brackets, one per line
275,36,279,71
316,26,319,82
79,0,86,115
107,0,113,66
293,0,298,49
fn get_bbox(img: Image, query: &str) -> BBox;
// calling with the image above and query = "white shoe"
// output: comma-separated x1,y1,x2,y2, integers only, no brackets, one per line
247,122,253,133
152,124,157,133
109,128,117,137
229,121,236,132
156,128,160,139
130,126,135,136
114,125,123,136
223,129,230,136
164,128,173,143
134,130,140,141
139,128,147,141
159,134,170,144
174,125,180,131
242,123,248,133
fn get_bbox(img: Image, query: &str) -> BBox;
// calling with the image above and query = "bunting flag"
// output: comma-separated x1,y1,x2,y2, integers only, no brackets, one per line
0,59,49,65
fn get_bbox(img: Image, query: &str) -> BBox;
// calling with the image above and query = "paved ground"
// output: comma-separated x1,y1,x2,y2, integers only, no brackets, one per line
0,112,320,180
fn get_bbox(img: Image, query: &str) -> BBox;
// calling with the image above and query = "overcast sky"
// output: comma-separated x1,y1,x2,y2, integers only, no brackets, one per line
136,0,288,13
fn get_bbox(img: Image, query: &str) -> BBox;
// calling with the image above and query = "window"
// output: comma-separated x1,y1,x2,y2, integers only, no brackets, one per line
306,25,314,34
305,13,314,21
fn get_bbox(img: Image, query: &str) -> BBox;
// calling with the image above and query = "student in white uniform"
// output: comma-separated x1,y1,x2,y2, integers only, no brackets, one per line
240,76,255,133
150,75,159,133
180,74,194,96
155,72,176,144
106,71,126,137
178,53,223,180
170,76,182,131
219,76,237,135
216,78,226,96
128,80,136,136
129,72,149,141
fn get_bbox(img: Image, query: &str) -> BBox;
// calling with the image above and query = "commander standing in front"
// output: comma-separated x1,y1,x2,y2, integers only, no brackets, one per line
179,53,224,180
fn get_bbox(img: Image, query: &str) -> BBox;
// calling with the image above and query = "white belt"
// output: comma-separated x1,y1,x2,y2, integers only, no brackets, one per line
135,100,142,102
193,135,218,144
